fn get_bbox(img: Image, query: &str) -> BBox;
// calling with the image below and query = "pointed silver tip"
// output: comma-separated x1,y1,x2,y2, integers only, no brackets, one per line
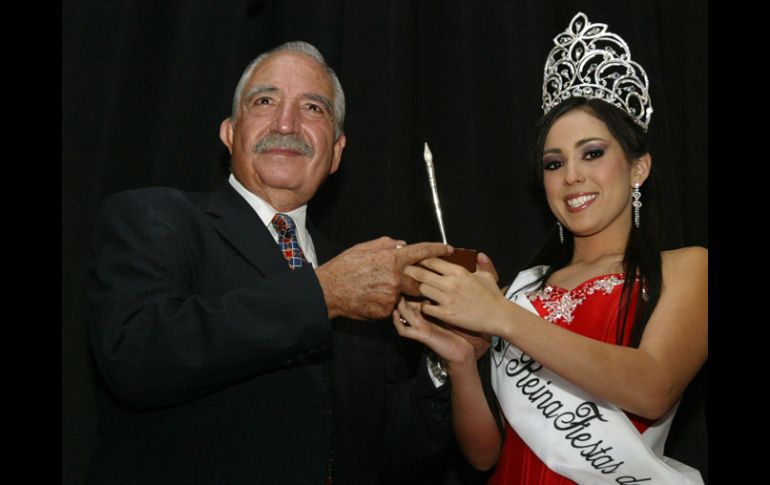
423,142,432,164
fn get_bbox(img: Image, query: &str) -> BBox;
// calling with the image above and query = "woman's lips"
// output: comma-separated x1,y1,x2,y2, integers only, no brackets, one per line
564,193,597,212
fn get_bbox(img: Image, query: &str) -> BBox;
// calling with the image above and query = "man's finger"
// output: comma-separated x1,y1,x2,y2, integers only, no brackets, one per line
395,242,452,267
352,236,406,251
400,274,421,296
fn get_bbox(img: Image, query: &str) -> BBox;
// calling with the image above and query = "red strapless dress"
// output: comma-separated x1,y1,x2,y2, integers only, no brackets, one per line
488,274,653,485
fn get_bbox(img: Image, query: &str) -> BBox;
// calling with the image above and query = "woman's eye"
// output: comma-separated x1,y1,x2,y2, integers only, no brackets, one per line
543,160,562,171
584,148,604,160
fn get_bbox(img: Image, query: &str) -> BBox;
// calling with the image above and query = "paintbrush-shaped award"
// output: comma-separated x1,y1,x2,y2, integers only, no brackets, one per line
423,143,448,244
422,142,477,271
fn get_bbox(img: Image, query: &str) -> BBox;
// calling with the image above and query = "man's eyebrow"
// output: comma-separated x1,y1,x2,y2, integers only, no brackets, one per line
244,85,277,102
243,86,333,115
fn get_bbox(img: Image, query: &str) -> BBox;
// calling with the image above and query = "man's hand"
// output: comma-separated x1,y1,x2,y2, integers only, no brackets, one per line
315,237,451,320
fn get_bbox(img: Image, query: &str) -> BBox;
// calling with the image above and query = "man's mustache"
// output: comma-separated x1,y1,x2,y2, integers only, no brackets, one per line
253,133,314,157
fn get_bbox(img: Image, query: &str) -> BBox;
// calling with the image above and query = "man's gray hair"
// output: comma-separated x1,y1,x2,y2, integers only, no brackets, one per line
230,41,345,139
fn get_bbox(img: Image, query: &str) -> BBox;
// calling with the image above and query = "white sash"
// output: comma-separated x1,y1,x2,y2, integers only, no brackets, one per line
491,266,703,484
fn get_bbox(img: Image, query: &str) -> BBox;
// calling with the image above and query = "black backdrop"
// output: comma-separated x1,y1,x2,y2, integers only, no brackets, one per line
62,1,707,483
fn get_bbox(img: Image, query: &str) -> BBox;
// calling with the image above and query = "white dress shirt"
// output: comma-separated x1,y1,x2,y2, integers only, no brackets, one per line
228,174,319,268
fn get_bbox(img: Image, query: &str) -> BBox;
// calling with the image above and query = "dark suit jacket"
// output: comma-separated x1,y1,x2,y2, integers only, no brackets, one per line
86,183,452,484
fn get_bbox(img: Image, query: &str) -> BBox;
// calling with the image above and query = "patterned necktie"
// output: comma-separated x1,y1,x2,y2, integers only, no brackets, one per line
271,213,308,270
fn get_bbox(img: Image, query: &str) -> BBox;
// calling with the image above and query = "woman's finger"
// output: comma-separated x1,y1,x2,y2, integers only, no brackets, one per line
419,257,465,276
404,264,444,285
475,252,499,282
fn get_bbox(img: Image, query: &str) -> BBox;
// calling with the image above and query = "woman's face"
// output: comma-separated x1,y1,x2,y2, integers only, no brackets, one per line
542,108,648,242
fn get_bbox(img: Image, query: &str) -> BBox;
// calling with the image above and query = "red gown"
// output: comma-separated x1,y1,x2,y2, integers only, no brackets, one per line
488,273,654,485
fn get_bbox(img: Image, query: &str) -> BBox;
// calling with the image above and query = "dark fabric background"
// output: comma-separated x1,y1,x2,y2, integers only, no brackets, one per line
63,1,707,483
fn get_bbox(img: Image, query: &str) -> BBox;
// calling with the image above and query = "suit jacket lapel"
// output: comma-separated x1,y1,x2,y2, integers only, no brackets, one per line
207,182,289,275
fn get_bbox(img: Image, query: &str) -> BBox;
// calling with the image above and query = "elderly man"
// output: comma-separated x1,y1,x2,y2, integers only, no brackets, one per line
87,41,459,484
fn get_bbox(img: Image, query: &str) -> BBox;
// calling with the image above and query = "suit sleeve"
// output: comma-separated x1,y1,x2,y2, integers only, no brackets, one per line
87,191,331,410
382,345,504,484
381,339,454,483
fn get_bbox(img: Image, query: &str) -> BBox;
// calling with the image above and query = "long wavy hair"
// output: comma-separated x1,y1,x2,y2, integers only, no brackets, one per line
525,98,662,348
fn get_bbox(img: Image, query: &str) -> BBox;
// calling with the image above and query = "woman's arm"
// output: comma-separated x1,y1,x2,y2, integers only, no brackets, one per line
393,299,502,470
408,247,708,420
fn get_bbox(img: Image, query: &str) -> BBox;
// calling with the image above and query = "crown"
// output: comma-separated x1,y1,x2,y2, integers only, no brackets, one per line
542,12,652,131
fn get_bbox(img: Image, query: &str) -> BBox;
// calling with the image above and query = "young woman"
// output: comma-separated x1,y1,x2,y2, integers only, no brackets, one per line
393,12,706,484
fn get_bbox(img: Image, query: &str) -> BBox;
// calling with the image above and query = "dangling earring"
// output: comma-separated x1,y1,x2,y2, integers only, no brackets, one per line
557,221,564,244
632,183,642,228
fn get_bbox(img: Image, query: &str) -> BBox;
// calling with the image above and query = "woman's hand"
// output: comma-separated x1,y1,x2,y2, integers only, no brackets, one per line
444,325,491,361
392,298,482,372
403,255,509,335
392,298,502,471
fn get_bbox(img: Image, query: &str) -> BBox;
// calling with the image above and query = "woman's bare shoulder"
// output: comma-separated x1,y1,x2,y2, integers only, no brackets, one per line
661,246,708,282
662,246,707,266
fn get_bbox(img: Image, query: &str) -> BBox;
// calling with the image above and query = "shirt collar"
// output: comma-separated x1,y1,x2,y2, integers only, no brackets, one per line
228,173,308,232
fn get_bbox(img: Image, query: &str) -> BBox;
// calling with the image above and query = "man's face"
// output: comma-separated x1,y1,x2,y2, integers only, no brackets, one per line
220,51,346,211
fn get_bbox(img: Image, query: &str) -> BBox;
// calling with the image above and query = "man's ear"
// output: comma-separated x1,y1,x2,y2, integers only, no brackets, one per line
219,118,234,154
329,133,346,174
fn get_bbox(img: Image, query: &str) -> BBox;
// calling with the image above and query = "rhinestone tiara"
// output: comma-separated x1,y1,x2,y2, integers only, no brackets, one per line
542,12,652,131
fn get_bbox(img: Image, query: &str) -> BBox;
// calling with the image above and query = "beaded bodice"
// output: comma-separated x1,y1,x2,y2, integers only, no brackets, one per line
527,274,626,325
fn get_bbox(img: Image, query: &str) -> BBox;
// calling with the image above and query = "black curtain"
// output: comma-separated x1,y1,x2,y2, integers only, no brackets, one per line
63,1,707,483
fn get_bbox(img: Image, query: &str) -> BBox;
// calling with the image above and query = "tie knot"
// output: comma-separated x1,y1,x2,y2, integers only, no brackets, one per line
271,213,298,236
